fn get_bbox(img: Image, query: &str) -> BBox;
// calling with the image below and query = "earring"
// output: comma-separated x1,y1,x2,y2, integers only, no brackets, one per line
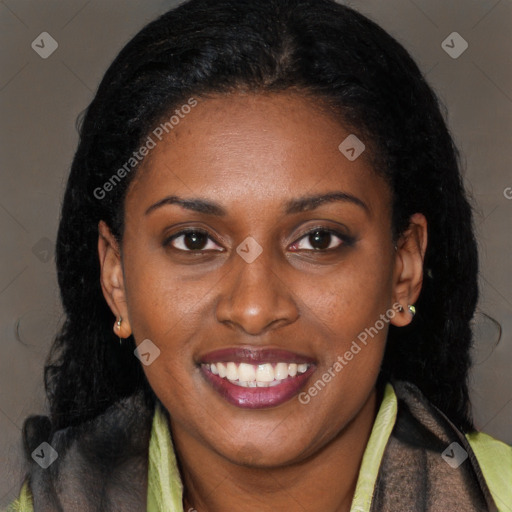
116,317,123,345
397,304,416,317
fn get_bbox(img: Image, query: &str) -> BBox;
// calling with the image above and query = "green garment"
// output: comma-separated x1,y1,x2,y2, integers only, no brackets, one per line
8,383,512,511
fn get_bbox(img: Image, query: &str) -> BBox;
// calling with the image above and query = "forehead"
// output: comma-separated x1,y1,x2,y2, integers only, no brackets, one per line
125,92,390,217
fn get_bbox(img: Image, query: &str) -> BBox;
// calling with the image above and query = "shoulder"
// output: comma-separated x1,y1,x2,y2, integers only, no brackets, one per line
14,392,154,512
466,431,512,511
388,380,512,510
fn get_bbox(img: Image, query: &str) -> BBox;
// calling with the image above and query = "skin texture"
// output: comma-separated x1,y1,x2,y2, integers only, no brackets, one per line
98,92,427,511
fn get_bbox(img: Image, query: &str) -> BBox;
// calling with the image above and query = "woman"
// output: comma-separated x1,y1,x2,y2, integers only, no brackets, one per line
8,0,512,510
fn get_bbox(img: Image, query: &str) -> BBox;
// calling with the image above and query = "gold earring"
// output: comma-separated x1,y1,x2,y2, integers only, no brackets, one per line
116,317,123,345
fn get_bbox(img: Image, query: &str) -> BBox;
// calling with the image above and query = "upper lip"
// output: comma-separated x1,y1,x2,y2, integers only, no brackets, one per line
197,346,317,366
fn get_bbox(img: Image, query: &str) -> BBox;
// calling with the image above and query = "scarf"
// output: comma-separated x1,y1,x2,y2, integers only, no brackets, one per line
9,381,511,511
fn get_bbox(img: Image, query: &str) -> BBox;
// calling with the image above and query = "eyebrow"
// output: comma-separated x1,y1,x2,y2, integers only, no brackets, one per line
145,196,225,216
144,191,369,216
284,192,369,215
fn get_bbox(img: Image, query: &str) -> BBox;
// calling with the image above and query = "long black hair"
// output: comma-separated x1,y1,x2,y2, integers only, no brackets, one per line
40,0,478,433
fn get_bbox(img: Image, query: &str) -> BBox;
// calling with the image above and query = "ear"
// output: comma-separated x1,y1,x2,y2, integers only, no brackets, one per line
97,220,132,339
390,213,428,327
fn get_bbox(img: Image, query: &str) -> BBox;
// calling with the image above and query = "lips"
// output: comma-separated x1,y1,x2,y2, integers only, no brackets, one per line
198,347,316,409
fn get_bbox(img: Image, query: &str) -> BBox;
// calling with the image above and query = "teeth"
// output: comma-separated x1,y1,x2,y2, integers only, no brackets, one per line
226,362,238,381
256,363,274,382
297,363,308,374
217,362,227,378
238,363,256,382
275,362,288,380
203,361,311,387
230,379,284,388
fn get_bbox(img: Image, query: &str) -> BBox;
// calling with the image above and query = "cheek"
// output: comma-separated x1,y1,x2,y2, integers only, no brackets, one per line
121,250,205,388
293,239,393,410
122,259,207,424
123,246,207,338
301,239,395,342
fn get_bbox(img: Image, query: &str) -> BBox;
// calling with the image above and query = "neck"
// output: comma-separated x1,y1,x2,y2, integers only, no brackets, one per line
172,388,378,512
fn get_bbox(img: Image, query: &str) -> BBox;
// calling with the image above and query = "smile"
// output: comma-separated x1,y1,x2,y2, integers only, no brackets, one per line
201,362,311,387
198,347,316,409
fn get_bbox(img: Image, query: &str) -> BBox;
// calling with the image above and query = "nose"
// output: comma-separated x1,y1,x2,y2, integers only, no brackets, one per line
215,250,300,336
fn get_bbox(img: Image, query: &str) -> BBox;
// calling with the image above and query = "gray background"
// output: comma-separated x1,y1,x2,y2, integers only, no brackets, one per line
1,0,511,506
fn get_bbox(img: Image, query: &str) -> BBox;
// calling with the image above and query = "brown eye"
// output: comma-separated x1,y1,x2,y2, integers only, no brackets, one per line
167,230,223,252
308,230,333,250
290,228,349,251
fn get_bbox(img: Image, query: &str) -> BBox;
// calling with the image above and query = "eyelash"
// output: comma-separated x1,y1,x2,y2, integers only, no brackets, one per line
164,227,354,253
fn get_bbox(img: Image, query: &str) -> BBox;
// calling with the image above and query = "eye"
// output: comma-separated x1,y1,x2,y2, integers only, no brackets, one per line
165,229,224,252
289,228,351,251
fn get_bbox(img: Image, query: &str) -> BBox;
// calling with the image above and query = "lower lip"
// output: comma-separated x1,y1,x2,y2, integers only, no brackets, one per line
200,365,315,409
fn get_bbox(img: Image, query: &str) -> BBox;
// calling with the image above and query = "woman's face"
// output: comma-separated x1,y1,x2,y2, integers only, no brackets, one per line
99,92,426,467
